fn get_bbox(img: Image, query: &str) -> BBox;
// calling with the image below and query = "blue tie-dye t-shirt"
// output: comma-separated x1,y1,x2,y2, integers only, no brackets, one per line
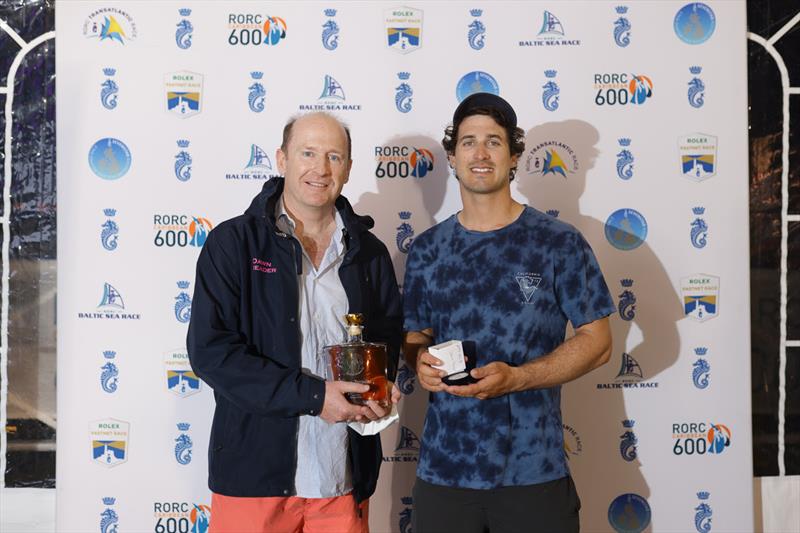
403,206,614,489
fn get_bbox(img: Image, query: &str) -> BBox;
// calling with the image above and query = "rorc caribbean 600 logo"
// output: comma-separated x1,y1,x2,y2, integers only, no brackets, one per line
153,215,213,248
672,421,732,456
89,138,131,180
153,502,211,533
593,73,653,106
227,13,286,46
374,145,434,179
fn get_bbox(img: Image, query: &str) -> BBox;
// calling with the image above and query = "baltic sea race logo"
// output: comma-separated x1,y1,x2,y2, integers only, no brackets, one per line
593,73,653,106
78,282,141,321
226,144,277,180
322,9,340,50
672,421,731,456
89,138,131,180
679,133,716,182
674,3,715,45
467,9,486,50
100,497,119,533
100,68,118,110
298,75,361,112
174,140,193,182
597,351,658,390
101,208,119,251
385,7,422,54
165,348,201,397
520,10,580,47
83,8,137,44
605,209,647,250
176,8,193,49
227,13,286,46
153,214,213,248
375,145,433,179
100,350,119,394
90,418,129,467
165,71,202,118
608,493,650,533
681,274,719,322
153,502,211,533
383,426,420,462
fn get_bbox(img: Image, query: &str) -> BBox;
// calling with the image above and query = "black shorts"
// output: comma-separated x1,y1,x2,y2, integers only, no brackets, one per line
412,476,581,533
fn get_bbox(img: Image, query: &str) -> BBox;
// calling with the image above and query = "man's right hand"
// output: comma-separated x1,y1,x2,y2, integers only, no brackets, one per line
319,381,377,424
416,349,448,392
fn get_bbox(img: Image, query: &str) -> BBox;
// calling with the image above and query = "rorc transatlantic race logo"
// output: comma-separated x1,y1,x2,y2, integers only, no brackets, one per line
100,350,119,394
227,13,286,46
617,278,636,321
153,214,213,248
174,423,193,465
395,72,413,113
79,283,141,320
692,346,711,389
562,423,583,460
100,68,118,110
605,209,647,251
298,75,362,112
672,421,731,456
375,145,433,179
619,419,638,462
525,140,578,178
520,10,580,47
384,426,420,462
89,138,131,181
385,7,422,54
616,138,634,180
101,208,119,251
674,2,715,45
83,8,137,44
597,352,658,390
100,497,119,533
456,71,499,102
593,73,653,106
153,502,211,533
608,493,651,533
175,140,192,182
90,418,129,467
176,8,193,49
165,348,201,397
613,6,631,47
227,144,277,180
165,71,202,118
679,133,716,182
681,274,719,322
467,9,486,50
694,491,713,533
322,9,340,50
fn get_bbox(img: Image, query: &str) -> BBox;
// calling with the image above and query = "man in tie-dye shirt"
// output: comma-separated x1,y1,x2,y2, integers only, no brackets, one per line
403,93,614,533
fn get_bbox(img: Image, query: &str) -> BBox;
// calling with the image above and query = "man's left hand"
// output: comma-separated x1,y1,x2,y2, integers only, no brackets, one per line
364,381,402,419
444,362,520,400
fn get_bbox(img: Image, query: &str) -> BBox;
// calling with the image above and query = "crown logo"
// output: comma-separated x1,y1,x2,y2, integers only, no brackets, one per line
690,66,703,75
401,497,413,505
103,350,116,359
622,419,635,428
546,209,560,218
251,71,264,80
618,138,631,147
697,491,710,500
177,281,190,289
620,278,633,287
176,139,190,148
177,423,190,432
615,6,629,14
397,71,411,80
102,67,116,77
179,8,192,17
695,347,708,356
470,9,483,17
103,208,117,217
399,211,412,220
324,9,337,17
544,69,557,78
102,497,116,506
692,207,706,215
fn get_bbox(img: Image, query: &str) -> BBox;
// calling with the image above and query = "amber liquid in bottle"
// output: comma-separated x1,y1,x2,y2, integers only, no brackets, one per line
328,316,389,409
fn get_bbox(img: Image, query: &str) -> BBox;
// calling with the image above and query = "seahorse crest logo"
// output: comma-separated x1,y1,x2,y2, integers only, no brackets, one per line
395,72,413,113
542,70,560,112
101,208,119,251
100,350,119,394
694,491,712,533
467,9,485,50
618,278,636,321
688,66,705,108
616,138,634,180
100,497,119,533
619,419,638,462
175,281,192,323
175,423,193,465
248,71,266,113
176,8,193,49
175,140,192,182
322,9,340,50
613,6,631,47
100,68,118,110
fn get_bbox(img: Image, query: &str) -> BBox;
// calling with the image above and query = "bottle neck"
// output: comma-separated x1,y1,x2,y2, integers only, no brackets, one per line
346,324,363,343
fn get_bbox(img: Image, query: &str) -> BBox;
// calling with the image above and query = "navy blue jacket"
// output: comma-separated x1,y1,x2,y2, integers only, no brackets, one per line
187,178,402,502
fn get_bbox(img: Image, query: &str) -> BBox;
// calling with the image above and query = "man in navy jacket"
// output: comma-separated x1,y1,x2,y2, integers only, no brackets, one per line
188,112,402,532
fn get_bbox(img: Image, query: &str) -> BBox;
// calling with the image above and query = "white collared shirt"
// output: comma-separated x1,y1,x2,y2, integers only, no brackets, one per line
276,196,351,498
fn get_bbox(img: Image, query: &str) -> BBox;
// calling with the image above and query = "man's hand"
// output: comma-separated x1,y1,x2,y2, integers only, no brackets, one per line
320,381,376,424
445,362,520,400
364,381,402,419
416,349,448,392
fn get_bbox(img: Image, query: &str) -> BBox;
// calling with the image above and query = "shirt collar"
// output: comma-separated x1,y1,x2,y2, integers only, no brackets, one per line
275,195,346,249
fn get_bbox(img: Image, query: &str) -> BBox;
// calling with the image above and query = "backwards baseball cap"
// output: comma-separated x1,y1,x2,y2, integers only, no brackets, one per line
452,92,517,128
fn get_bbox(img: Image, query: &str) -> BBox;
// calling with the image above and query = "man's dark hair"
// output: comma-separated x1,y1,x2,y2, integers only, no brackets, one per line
441,106,526,181
281,112,352,160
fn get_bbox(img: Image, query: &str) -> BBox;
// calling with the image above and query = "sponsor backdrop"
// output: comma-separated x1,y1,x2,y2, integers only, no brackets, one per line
56,1,751,532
